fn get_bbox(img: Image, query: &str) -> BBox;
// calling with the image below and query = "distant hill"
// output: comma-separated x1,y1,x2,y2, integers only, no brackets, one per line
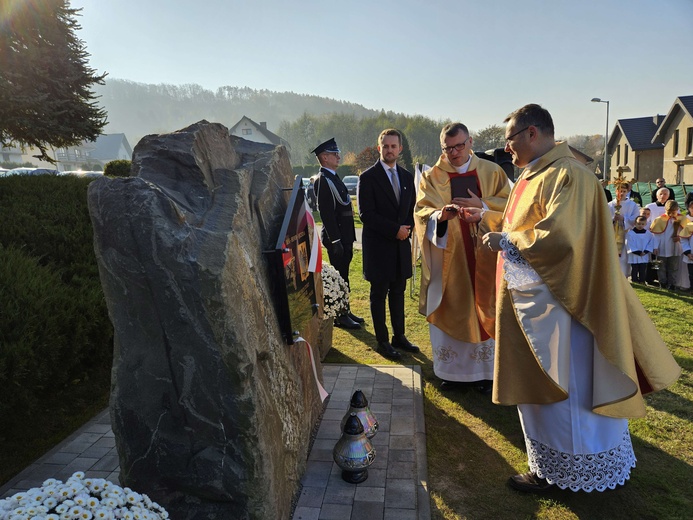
94,79,382,147
93,79,603,170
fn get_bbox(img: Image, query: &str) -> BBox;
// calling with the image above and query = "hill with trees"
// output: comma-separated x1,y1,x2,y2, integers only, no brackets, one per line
95,79,605,172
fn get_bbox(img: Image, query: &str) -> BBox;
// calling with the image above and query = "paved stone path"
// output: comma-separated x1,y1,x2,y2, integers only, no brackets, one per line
1,364,429,520
293,365,429,520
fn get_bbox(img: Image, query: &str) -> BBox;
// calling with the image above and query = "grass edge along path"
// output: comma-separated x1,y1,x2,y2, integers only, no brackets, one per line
324,250,692,520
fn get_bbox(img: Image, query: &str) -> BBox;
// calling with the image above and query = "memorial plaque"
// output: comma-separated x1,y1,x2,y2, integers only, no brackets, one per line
270,176,322,344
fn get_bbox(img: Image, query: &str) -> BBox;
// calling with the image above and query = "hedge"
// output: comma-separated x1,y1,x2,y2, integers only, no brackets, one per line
0,176,113,433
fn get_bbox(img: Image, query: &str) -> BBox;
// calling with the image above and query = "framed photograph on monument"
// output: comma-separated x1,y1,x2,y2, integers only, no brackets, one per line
268,176,321,344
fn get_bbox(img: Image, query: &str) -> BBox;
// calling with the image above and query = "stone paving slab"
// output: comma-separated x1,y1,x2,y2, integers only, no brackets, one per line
292,365,429,520
0,408,119,498
1,364,430,520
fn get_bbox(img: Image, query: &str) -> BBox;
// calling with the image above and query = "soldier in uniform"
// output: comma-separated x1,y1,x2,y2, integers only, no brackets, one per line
312,138,363,329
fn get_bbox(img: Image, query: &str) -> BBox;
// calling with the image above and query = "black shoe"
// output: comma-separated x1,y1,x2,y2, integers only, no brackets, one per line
348,312,365,324
334,314,361,330
508,472,554,493
376,341,402,360
439,380,465,391
391,335,420,353
476,380,493,395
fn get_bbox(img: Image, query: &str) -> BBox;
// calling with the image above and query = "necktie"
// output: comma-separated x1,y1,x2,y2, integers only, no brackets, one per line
389,167,400,203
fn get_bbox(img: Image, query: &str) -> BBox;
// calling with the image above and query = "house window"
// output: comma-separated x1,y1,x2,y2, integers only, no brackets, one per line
242,128,252,135
75,149,81,158
673,129,679,156
624,145,629,165
686,127,693,156
616,145,620,165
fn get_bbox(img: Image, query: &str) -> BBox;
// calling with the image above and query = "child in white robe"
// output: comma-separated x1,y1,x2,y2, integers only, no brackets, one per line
680,200,693,291
625,216,654,284
651,200,683,291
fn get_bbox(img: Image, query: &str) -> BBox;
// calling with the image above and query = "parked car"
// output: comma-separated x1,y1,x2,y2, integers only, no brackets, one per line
4,167,37,176
29,168,60,176
301,176,318,211
62,170,104,178
342,175,359,195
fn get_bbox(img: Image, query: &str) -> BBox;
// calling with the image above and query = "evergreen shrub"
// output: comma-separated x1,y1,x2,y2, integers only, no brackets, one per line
104,159,131,177
0,176,112,433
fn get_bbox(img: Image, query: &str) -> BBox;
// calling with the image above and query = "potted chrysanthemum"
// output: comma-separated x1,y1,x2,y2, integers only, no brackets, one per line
315,263,349,359
320,263,349,321
0,472,169,520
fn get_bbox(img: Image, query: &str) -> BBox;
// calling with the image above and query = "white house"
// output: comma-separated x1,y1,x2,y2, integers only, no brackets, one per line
1,133,132,171
229,116,290,149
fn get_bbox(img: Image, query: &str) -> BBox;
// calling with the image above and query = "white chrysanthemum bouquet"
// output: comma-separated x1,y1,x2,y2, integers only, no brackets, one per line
0,472,169,520
321,263,349,320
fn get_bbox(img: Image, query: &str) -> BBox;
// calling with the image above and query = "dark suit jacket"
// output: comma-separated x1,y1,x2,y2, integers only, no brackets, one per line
314,168,356,245
357,160,415,282
628,190,643,206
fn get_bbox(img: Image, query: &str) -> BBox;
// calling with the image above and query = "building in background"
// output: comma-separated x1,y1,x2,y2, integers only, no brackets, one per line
0,145,25,164
651,95,693,185
229,116,290,149
1,133,132,171
607,116,664,182
56,133,132,171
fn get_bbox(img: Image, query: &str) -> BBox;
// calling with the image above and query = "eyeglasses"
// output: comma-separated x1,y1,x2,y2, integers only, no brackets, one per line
442,137,470,154
505,126,530,144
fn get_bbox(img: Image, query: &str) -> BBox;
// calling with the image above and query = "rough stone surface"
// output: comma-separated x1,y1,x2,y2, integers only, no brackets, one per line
87,121,324,520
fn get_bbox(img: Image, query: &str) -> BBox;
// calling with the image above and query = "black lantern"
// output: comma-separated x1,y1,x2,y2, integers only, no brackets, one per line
332,413,376,483
340,389,378,439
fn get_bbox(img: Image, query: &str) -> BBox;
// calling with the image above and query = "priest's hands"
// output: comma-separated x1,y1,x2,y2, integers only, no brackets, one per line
438,204,460,221
459,207,483,223
482,232,503,252
452,190,482,208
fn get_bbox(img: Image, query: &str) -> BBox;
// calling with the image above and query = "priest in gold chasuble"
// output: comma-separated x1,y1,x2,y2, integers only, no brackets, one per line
415,122,511,393
462,104,680,493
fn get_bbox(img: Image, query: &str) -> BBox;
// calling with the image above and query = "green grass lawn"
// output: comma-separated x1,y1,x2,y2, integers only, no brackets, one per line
325,250,693,520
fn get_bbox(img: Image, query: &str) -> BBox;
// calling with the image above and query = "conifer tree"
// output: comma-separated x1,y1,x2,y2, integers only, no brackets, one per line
0,0,107,162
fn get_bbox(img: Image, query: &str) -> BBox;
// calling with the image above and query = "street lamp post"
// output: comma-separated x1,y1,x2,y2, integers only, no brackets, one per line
591,98,610,181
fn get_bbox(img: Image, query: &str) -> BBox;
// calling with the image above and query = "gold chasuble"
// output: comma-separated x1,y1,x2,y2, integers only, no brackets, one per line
480,142,680,418
650,213,687,235
415,153,511,342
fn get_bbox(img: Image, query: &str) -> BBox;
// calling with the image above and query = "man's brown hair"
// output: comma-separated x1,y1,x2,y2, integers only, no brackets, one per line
504,104,555,137
378,128,402,146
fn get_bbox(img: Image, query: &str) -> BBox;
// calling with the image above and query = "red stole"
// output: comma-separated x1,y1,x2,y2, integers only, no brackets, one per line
495,179,530,297
448,169,489,341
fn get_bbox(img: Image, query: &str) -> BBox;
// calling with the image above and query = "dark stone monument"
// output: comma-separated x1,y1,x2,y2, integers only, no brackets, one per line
87,121,325,519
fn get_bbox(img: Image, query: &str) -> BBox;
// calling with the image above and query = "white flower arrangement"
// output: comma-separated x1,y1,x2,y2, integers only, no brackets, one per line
0,472,169,520
321,263,349,320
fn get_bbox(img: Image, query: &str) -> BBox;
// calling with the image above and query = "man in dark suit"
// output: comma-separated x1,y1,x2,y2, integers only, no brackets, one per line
312,138,363,329
357,129,419,360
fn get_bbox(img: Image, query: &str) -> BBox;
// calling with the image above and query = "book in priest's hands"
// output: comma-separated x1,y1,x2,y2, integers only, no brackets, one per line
450,175,480,199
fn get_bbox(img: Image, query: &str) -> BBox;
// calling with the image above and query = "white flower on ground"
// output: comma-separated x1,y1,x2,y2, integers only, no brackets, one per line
0,473,169,520
321,263,349,319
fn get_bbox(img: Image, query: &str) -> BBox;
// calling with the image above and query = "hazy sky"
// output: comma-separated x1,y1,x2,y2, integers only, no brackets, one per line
70,0,693,137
